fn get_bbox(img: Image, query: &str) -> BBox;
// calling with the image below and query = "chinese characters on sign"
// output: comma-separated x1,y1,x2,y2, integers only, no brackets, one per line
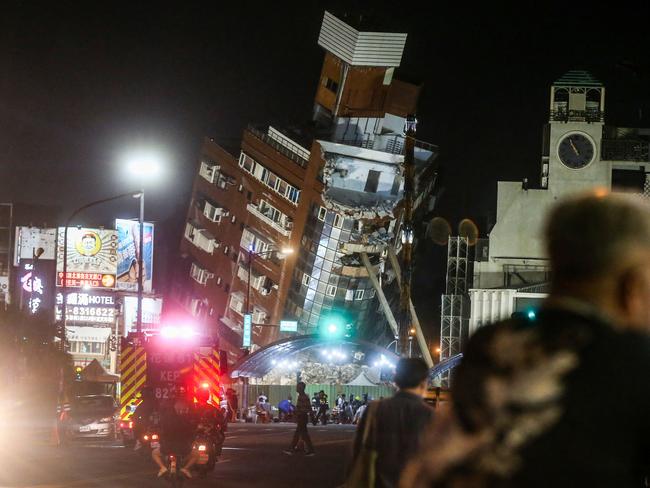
56,228,118,289
243,313,252,348
280,320,298,332
56,272,116,288
55,292,117,324
17,260,55,315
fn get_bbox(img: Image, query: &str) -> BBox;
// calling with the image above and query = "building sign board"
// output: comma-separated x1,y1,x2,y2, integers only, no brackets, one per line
56,228,118,288
280,320,298,332
56,292,117,324
123,296,163,334
14,227,57,266
115,219,154,293
17,259,55,315
243,313,252,348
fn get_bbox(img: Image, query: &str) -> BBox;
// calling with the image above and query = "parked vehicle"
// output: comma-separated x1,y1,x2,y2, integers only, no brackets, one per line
62,395,119,441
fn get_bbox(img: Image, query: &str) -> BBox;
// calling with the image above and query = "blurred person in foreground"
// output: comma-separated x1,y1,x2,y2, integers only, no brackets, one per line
350,358,433,488
402,192,650,488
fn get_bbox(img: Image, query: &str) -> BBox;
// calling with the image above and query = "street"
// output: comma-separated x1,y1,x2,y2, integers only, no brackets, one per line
0,423,356,488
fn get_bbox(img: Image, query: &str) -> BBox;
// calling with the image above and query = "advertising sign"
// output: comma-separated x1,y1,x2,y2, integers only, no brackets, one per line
17,259,55,315
14,227,57,266
123,296,163,334
55,292,117,324
115,219,154,293
56,228,118,288
280,320,298,332
243,313,252,348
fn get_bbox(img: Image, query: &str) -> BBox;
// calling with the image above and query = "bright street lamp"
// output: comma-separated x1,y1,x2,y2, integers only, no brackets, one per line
125,151,164,336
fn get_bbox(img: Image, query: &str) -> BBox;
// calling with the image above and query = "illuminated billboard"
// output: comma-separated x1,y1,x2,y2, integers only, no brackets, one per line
55,292,117,324
115,219,154,293
123,295,163,334
56,228,118,288
14,227,57,266
16,259,56,315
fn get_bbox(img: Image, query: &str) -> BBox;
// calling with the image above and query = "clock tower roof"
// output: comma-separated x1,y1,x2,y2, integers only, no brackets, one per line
553,70,603,88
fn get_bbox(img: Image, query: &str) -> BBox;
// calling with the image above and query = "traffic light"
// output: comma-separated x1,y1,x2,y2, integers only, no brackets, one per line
511,309,537,322
318,310,355,340
74,366,83,382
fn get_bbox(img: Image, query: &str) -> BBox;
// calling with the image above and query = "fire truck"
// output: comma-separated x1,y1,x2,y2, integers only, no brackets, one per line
118,329,223,444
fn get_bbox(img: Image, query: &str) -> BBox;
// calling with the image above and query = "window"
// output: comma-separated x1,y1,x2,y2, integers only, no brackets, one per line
345,289,354,301
238,152,256,173
302,273,311,287
223,245,230,254
224,284,230,293
231,215,237,224
287,187,299,204
368,289,376,298
324,77,339,93
216,276,222,286
326,285,337,297
238,184,244,192
333,213,343,229
240,151,299,205
240,222,245,231
318,206,327,221
364,170,381,193
354,289,364,300
246,191,252,201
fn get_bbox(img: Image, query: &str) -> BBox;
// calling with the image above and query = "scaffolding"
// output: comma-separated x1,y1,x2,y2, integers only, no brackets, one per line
440,237,470,386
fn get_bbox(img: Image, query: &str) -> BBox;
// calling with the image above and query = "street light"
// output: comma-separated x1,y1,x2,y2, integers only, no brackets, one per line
126,153,162,337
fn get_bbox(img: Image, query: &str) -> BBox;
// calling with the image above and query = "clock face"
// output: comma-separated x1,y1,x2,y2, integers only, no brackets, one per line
558,133,595,169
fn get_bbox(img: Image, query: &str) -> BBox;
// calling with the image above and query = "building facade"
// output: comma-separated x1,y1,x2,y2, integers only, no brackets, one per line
440,71,650,364
179,11,438,359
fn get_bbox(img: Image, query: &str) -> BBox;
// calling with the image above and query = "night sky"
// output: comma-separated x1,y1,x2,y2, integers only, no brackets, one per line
2,3,650,339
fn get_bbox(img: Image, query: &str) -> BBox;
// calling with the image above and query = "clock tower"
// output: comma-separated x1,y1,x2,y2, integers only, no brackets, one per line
543,71,608,194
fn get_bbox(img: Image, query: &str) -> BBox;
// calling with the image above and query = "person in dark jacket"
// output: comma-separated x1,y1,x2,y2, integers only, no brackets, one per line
351,358,433,488
402,192,650,487
284,382,315,456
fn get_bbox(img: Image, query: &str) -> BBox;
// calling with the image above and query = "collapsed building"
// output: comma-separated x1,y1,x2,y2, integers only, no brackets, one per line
178,11,438,361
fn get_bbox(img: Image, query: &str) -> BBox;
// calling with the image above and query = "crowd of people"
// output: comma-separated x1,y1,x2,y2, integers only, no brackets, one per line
344,191,650,487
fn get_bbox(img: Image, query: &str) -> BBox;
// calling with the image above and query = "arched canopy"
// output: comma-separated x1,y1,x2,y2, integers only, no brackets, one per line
230,334,400,379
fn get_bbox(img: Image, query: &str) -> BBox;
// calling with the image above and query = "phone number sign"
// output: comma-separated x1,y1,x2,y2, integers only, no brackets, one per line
55,292,116,324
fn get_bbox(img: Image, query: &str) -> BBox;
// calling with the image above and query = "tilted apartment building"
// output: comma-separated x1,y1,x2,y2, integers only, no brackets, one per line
179,11,438,359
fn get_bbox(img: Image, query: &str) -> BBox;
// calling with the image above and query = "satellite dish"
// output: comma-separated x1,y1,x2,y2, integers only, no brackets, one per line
458,219,479,246
428,217,452,246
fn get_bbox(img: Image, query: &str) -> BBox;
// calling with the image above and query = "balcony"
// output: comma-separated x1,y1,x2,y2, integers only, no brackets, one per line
247,125,309,168
185,223,218,254
246,203,292,237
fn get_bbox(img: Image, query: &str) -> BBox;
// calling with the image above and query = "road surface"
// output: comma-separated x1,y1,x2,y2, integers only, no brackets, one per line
1,423,356,488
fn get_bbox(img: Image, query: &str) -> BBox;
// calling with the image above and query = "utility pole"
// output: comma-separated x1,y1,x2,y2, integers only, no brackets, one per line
398,115,417,356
